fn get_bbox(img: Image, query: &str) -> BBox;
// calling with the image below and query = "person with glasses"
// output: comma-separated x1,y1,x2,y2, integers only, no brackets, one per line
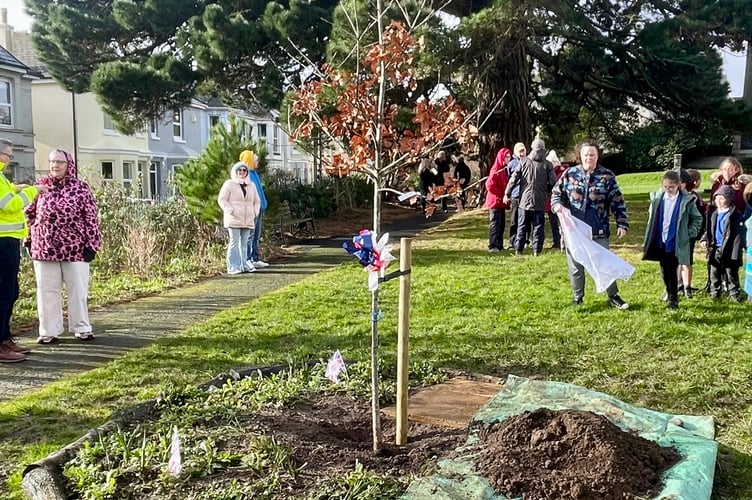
0,138,49,361
26,148,101,344
218,161,261,275
238,150,269,270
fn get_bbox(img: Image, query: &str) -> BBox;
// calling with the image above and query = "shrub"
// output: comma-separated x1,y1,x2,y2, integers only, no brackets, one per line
94,183,223,277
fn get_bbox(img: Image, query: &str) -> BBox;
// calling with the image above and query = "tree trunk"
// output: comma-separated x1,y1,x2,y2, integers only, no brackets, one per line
476,32,533,177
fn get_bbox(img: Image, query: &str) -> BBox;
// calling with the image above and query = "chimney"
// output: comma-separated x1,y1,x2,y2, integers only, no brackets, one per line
0,8,13,53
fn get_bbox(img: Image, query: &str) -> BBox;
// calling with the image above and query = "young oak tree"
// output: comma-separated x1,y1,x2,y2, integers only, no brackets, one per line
290,11,473,451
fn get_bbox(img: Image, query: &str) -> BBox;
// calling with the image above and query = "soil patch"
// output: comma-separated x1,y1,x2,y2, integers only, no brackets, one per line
82,391,469,499
249,393,467,496
474,408,681,500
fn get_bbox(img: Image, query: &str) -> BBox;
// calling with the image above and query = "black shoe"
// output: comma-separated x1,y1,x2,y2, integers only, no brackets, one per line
667,295,679,310
730,294,742,303
572,298,583,306
684,288,693,299
608,295,629,310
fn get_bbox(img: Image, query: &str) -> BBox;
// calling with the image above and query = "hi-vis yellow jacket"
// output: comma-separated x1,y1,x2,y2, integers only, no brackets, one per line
0,171,38,239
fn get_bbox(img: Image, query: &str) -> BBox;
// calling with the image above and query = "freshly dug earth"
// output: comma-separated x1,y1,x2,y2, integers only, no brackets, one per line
249,393,468,496
474,408,681,500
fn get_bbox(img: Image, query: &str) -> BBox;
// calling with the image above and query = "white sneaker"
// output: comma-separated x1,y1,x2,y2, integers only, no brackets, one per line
252,260,269,268
228,269,243,275
244,260,256,272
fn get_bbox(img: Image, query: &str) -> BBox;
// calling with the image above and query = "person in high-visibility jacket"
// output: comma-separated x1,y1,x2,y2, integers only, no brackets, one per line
0,138,48,362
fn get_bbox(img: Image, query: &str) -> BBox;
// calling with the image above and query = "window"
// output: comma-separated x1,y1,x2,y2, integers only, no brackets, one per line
0,79,12,126
123,161,133,190
273,125,280,155
257,123,267,139
170,164,182,196
150,161,159,197
137,162,146,197
101,161,113,180
172,110,183,140
209,115,220,129
103,113,116,131
150,119,160,139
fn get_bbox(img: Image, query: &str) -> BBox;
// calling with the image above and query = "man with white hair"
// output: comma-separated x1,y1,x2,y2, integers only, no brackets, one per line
545,150,567,249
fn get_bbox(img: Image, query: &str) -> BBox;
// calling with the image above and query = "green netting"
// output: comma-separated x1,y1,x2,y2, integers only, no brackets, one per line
402,375,716,500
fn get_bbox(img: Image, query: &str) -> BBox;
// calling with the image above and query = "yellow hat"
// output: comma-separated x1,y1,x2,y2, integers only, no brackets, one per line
239,150,257,170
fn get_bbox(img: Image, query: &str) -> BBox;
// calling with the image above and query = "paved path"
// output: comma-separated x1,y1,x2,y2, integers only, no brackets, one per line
0,211,449,402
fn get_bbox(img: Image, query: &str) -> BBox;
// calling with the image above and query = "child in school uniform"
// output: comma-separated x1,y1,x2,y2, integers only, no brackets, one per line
703,185,745,301
643,170,703,309
678,169,707,297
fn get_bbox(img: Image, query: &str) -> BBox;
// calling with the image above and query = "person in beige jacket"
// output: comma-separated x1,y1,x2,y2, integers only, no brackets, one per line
218,161,260,274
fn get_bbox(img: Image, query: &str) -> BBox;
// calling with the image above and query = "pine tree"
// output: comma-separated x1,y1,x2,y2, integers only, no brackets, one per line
175,115,267,225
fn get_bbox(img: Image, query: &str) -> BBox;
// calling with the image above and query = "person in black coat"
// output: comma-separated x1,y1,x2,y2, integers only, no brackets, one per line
433,151,451,212
703,185,745,301
418,159,437,214
453,155,472,209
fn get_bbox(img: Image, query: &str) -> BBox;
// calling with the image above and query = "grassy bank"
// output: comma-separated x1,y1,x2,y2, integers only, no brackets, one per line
2,172,751,498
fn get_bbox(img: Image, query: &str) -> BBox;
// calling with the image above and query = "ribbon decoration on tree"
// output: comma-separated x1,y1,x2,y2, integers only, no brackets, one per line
342,230,396,291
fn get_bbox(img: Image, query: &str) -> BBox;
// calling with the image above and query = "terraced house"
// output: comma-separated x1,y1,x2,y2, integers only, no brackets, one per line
0,8,313,198
0,10,37,182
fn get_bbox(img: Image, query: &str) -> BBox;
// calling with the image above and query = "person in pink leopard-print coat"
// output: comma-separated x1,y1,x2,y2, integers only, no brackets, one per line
26,149,101,344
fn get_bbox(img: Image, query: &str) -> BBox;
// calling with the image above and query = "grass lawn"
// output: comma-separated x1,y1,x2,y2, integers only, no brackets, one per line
2,171,751,498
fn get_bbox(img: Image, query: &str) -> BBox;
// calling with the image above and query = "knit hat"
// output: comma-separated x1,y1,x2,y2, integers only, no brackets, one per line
715,185,735,206
239,150,257,170
531,138,545,150
513,142,526,155
546,150,561,166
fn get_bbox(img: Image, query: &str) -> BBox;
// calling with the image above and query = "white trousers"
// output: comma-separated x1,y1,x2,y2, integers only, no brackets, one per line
33,260,92,337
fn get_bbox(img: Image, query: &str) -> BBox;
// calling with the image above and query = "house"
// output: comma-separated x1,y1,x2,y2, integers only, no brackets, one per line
251,108,314,183
147,101,203,199
1,8,314,195
0,9,37,182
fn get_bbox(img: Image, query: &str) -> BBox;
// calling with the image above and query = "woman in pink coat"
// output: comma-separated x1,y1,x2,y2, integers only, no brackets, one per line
217,161,260,274
26,149,101,344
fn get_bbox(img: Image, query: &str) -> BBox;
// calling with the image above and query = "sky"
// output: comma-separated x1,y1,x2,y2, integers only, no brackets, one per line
2,0,748,97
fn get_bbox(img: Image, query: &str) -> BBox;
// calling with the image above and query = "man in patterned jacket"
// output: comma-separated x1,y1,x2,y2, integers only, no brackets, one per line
551,139,630,309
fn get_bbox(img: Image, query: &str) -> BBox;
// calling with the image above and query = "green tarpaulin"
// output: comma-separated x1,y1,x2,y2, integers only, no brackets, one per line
403,375,716,500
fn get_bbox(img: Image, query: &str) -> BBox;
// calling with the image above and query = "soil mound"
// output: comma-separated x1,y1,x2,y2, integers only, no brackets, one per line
474,408,681,500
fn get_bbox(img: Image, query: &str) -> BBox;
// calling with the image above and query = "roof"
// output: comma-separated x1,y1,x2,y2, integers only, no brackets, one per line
0,43,29,71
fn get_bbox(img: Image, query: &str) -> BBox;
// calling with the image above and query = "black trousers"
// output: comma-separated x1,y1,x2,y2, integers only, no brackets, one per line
657,247,679,300
509,199,520,247
0,237,21,343
488,208,506,250
708,248,741,297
